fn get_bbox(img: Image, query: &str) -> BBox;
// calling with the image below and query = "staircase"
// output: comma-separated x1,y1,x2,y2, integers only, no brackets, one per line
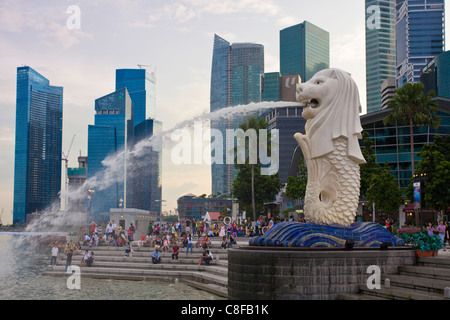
339,251,450,300
43,238,241,298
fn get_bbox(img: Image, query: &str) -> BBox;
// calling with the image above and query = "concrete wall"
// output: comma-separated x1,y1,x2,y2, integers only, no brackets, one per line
228,247,416,300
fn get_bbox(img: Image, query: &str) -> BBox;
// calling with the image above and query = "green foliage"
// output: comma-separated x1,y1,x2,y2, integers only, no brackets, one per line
383,82,440,177
285,157,308,200
399,232,443,252
366,164,403,216
360,131,383,198
231,117,282,221
232,164,283,217
414,135,450,213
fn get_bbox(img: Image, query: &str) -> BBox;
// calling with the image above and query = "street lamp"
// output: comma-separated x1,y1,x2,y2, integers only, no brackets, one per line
87,189,95,224
155,199,166,224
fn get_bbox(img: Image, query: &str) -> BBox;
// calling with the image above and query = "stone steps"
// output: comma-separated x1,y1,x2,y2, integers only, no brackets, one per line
44,266,228,288
44,238,246,298
357,284,446,300
339,253,450,300
54,260,228,277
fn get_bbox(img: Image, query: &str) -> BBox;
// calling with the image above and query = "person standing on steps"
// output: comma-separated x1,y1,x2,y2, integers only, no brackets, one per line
186,234,193,254
50,243,59,268
65,249,73,272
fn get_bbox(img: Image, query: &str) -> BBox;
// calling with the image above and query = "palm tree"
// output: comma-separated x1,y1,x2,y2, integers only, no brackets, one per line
383,82,440,176
383,82,440,227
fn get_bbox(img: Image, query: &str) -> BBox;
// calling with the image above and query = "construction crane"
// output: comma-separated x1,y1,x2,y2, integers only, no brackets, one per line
137,64,151,69
62,134,76,210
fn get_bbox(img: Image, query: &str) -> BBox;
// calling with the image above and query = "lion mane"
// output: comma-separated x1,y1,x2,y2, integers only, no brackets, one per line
302,68,366,164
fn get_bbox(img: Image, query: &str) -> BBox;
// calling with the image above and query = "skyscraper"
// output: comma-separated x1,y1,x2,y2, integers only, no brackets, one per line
280,21,330,81
87,88,134,219
396,0,445,87
13,66,63,224
421,51,450,99
210,34,264,197
365,0,397,113
87,68,162,220
115,69,156,127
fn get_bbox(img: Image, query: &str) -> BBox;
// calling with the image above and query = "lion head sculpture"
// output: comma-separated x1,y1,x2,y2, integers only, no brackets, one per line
296,68,366,164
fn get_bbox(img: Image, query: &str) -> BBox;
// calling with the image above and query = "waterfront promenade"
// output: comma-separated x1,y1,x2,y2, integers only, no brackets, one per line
43,235,450,300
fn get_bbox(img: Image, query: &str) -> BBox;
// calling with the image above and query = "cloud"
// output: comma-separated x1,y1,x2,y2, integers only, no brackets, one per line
0,0,92,49
145,0,280,24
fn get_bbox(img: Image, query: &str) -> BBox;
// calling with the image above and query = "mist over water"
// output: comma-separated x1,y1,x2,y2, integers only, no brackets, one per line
26,100,297,235
2,101,296,299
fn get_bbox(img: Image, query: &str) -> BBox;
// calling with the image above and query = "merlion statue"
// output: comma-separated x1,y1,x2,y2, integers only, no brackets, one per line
294,68,366,226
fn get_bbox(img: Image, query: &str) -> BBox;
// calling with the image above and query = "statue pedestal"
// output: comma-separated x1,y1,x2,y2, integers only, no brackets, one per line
249,221,405,248
228,246,415,300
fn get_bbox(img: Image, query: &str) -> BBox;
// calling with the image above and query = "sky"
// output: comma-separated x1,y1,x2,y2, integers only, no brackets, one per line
0,0,448,224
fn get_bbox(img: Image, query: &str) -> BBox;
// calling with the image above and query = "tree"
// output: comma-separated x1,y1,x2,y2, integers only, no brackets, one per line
359,131,383,198
231,117,282,221
232,164,283,220
366,164,404,221
415,135,450,220
285,157,308,201
383,82,440,176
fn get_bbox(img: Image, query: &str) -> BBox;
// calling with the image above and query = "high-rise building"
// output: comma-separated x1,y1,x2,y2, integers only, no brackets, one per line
87,88,134,220
365,0,397,113
280,21,329,82
67,155,87,212
395,0,445,88
421,51,450,99
262,72,282,102
13,66,63,224
381,77,396,109
115,68,162,216
87,68,162,221
115,69,156,127
210,34,264,197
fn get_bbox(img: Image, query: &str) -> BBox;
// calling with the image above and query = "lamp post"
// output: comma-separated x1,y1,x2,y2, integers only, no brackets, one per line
155,199,166,225
413,173,427,229
87,189,95,224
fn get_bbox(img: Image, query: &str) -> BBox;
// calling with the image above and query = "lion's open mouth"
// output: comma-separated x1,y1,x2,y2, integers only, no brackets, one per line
300,98,320,108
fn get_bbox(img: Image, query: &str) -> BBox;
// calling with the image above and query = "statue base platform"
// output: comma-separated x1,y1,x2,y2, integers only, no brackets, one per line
249,221,405,248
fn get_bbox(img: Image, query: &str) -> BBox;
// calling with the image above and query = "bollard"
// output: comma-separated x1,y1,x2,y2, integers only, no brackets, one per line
384,278,390,288
445,287,450,299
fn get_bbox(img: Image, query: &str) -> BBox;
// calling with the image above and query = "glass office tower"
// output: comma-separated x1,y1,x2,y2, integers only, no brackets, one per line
396,0,445,87
280,21,329,81
262,72,282,102
87,88,134,220
13,66,63,224
115,69,156,127
210,34,264,197
421,51,450,99
365,0,397,113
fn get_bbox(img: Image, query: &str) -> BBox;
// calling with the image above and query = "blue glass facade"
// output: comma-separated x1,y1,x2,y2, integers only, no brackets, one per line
115,69,156,126
13,66,63,223
88,68,162,220
262,72,282,102
210,34,264,197
360,98,450,189
132,119,163,214
280,21,329,82
365,0,397,113
87,88,134,220
421,51,450,99
396,0,445,87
